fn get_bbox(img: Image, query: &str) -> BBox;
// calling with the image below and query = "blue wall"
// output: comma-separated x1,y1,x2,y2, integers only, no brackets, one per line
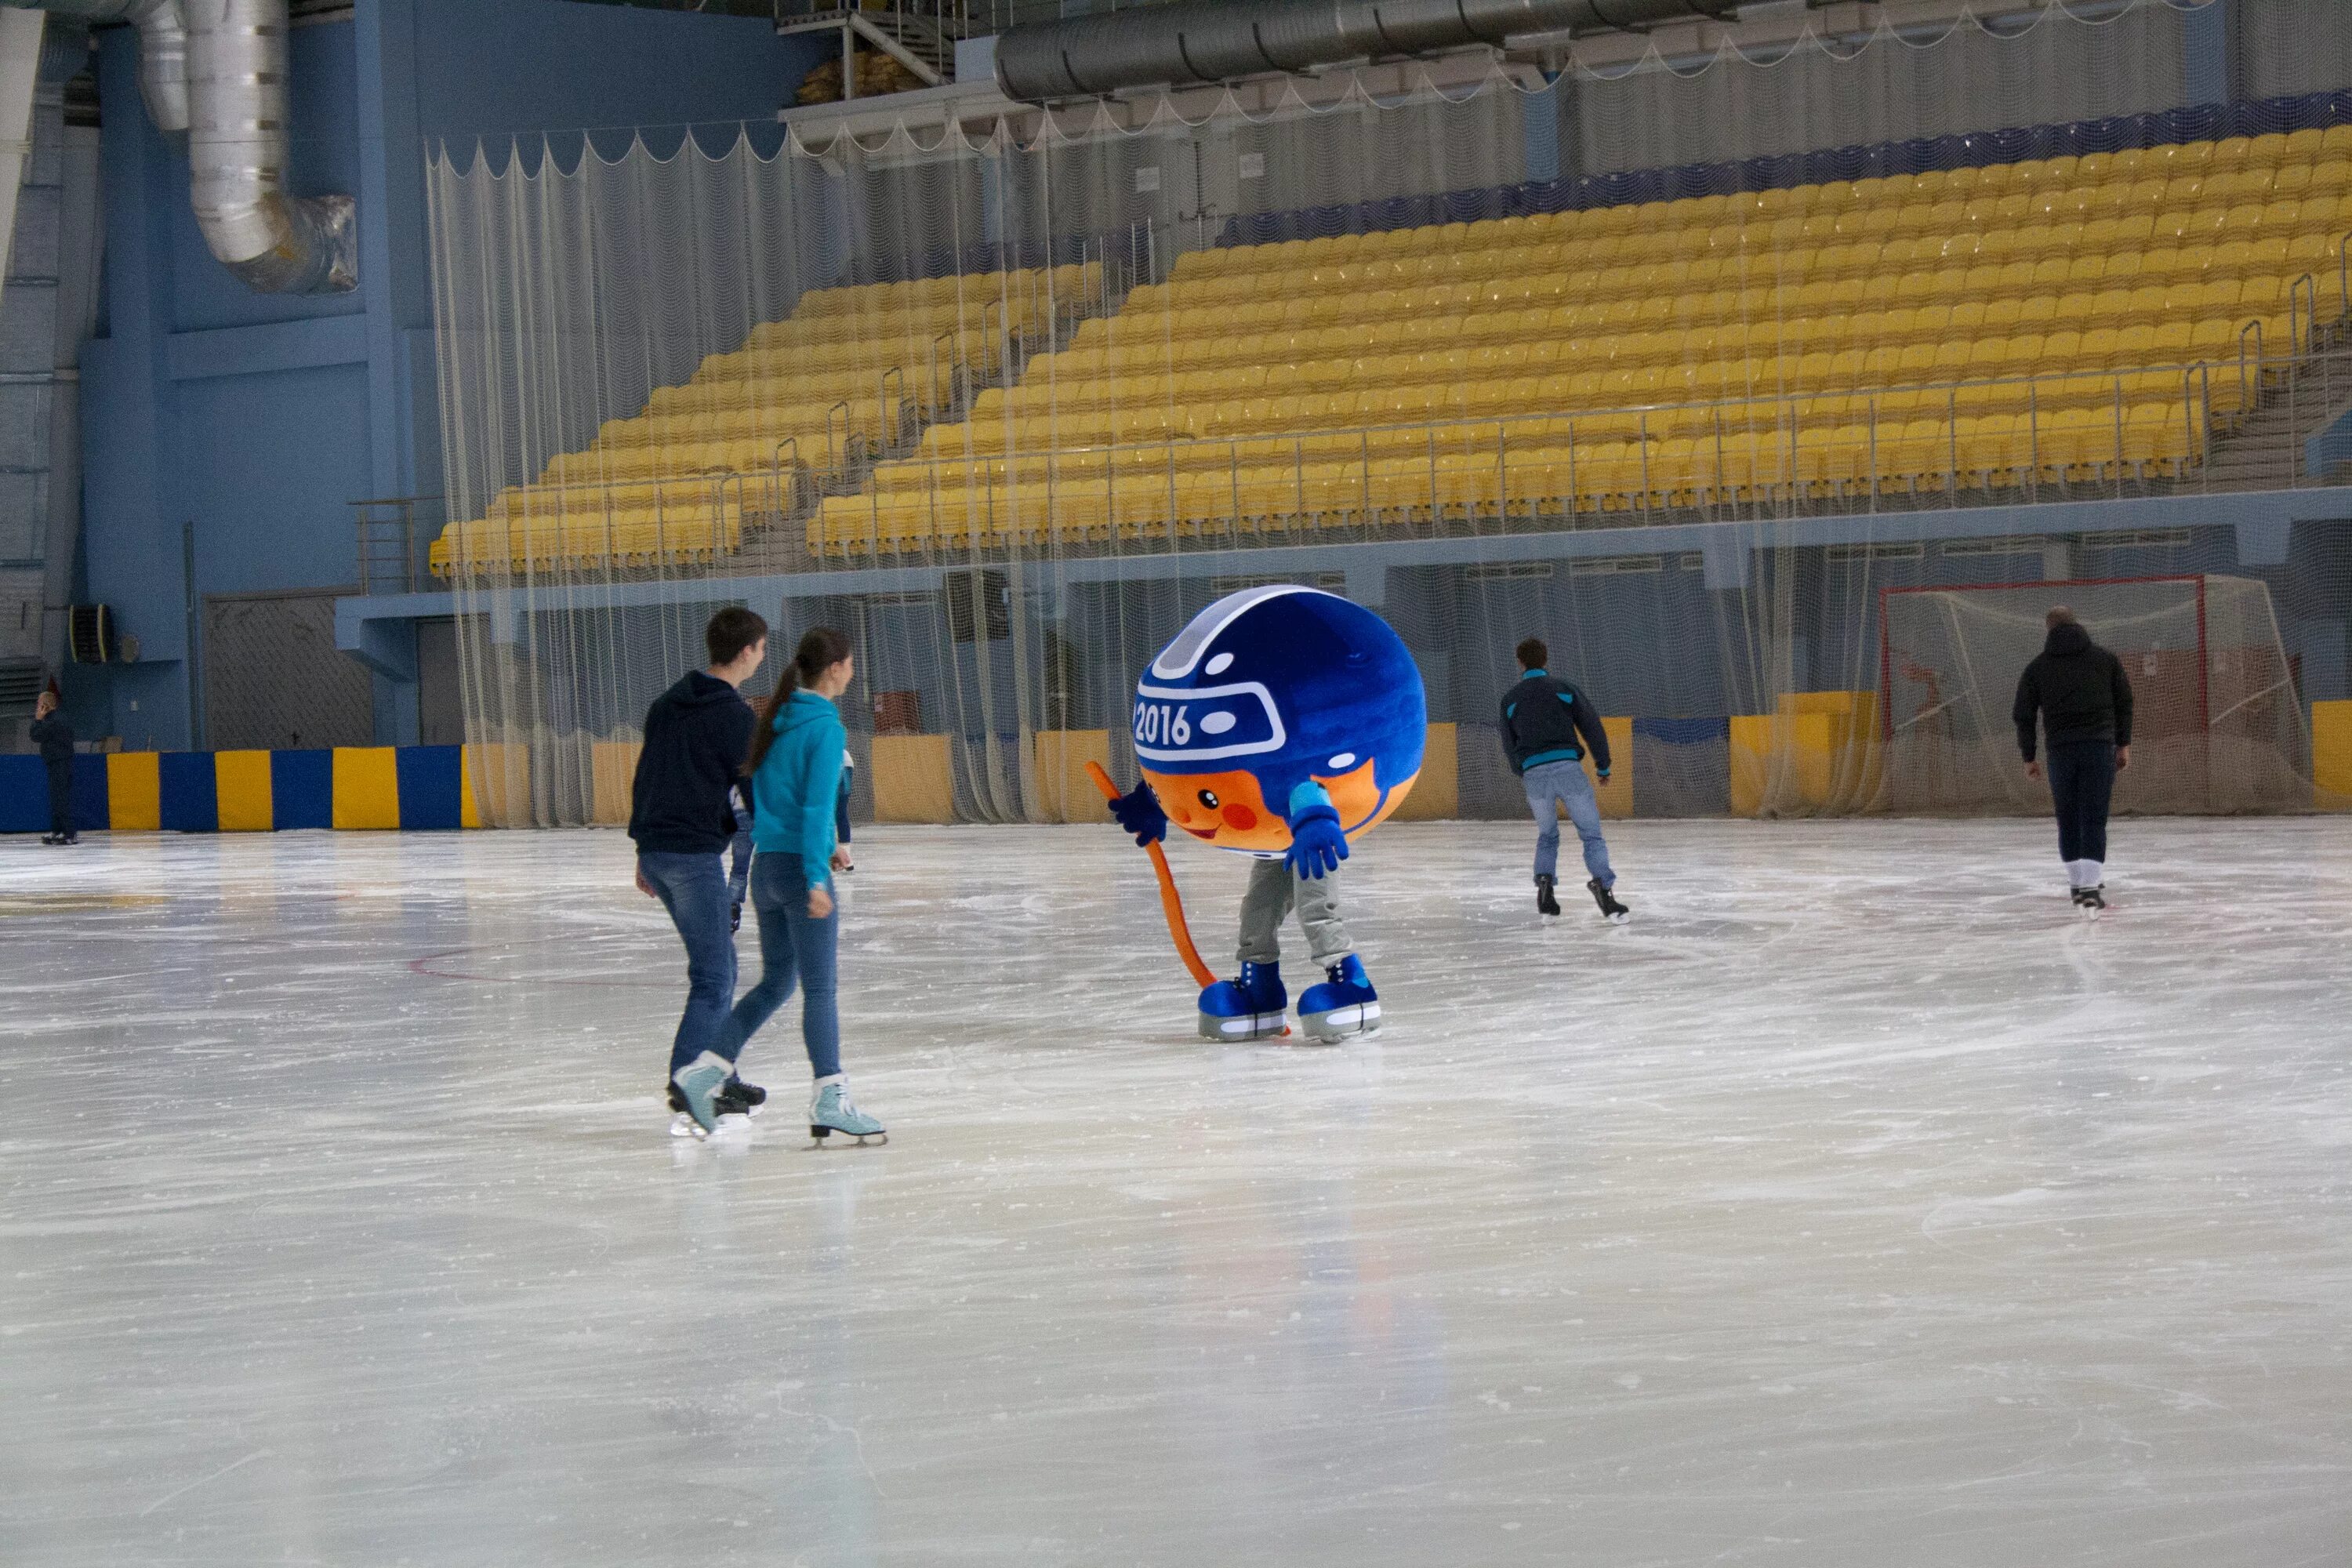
71,0,826,751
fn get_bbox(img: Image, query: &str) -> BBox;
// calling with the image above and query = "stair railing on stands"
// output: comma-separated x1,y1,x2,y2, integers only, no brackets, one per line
2238,321,2266,418
824,399,852,475
980,297,1004,374
880,365,907,448
928,329,958,416
2291,274,2321,361
768,437,810,528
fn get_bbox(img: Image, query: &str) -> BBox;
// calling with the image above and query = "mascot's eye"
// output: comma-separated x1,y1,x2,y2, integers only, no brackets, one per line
1196,789,1220,810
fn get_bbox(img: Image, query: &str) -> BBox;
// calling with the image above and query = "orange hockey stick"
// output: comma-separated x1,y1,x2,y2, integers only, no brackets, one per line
1087,761,1217,989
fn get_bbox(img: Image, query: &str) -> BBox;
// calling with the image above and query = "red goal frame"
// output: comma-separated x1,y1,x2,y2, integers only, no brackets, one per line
1877,575,2208,742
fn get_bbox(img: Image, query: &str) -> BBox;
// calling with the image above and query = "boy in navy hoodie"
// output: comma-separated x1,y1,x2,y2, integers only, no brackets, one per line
631,608,765,1127
1500,637,1628,922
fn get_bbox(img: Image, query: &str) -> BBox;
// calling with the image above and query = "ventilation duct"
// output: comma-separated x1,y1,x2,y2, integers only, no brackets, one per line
183,0,354,292
995,0,1733,103
2,0,187,131
4,0,353,292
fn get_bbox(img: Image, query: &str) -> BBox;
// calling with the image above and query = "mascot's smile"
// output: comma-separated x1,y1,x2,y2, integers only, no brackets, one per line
1142,758,1409,852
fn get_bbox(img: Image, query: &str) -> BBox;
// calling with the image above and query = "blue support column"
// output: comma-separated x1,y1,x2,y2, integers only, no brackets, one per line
81,28,189,748
1522,81,1561,187
356,0,431,742
2181,0,2235,108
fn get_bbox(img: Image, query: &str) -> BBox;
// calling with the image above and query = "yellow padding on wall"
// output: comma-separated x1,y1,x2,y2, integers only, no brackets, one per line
591,741,641,827
2314,699,2352,809
1392,722,1458,820
872,735,954,823
1730,714,1837,815
214,750,274,832
107,751,160,830
1033,730,1112,823
1596,717,1634,819
332,747,401,830
1731,695,1882,815
465,742,531,828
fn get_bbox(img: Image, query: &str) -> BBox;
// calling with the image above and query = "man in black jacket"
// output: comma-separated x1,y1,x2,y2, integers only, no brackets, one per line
28,688,76,846
2013,606,2133,913
1500,637,1627,921
631,607,766,1127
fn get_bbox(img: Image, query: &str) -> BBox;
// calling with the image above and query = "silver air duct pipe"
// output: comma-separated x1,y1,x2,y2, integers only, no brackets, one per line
995,0,1734,103
183,0,353,293
3,0,190,132
5,0,351,291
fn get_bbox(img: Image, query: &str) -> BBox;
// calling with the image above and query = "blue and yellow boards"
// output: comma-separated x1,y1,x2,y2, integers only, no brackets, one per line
1,746,488,833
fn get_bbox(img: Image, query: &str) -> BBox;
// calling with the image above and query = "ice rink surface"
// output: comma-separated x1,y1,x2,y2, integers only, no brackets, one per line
2,818,2348,1567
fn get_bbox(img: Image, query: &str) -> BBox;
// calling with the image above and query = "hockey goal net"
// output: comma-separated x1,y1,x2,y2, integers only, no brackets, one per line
1879,575,2307,815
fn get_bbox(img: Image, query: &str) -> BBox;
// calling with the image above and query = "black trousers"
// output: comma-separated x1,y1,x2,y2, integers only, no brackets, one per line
2045,740,2116,866
45,757,74,836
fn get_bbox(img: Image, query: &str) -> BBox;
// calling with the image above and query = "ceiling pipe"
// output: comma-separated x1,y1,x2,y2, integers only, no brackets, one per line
183,0,353,292
995,0,1735,103
2,0,189,132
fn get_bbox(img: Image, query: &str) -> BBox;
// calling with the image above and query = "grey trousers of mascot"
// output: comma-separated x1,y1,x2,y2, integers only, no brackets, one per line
1236,858,1354,967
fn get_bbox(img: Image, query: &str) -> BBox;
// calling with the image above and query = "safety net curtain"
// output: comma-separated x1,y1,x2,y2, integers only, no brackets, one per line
427,0,2350,829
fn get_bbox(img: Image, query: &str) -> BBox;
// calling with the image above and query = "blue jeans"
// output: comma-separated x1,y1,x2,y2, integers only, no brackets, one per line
2045,740,2117,865
716,852,841,1080
1524,758,1615,887
637,850,739,1079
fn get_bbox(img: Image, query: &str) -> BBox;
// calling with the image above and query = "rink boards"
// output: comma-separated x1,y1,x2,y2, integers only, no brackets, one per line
13,699,2352,833
0,745,484,834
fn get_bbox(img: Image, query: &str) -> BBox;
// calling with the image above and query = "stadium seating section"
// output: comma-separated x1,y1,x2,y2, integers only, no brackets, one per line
821,126,2352,555
428,129,2352,574
429,265,1096,577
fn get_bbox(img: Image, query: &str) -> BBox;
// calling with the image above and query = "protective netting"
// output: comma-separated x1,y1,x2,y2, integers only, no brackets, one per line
1882,575,2307,815
426,0,2352,828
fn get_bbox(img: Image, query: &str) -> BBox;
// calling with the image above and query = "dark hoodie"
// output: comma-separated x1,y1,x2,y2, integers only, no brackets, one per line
2013,621,2133,760
28,712,74,764
627,672,754,855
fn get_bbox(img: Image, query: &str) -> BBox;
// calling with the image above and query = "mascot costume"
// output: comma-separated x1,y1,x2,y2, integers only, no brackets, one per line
1104,585,1426,1043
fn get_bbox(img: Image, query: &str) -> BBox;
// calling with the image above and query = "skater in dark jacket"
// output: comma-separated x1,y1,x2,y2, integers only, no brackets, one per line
1500,637,1627,921
2013,606,2133,912
631,607,766,1131
27,688,76,845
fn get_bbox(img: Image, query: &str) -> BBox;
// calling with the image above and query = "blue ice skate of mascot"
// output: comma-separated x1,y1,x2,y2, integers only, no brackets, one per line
1105,585,1425,1043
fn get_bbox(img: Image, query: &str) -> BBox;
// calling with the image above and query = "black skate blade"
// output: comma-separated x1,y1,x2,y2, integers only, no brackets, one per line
808,1127,888,1149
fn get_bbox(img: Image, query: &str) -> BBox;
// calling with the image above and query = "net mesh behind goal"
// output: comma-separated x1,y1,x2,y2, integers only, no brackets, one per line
1881,575,2309,815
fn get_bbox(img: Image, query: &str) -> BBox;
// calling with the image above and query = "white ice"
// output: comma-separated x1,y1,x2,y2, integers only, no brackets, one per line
2,819,2348,1566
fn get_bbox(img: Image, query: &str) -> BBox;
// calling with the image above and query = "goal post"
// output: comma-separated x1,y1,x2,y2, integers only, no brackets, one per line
1878,575,2307,815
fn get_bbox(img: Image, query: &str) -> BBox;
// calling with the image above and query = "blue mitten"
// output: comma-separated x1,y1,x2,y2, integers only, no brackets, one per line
1110,781,1167,847
1283,802,1349,880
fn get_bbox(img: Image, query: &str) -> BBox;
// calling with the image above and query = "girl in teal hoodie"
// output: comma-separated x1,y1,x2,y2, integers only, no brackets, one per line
691,626,886,1143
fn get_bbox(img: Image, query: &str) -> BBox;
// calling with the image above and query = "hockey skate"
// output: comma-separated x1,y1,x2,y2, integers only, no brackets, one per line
1535,873,1563,917
2073,885,2107,919
808,1076,886,1147
1298,955,1380,1043
1588,877,1630,923
667,1076,765,1138
1198,960,1290,1041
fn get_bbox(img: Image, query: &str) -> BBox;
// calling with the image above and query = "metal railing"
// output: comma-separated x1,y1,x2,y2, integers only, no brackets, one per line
804,346,2352,560
352,496,442,594
774,0,1181,35
426,343,2352,581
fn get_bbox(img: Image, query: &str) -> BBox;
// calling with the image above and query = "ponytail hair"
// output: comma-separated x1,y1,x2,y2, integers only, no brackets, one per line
744,626,853,776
